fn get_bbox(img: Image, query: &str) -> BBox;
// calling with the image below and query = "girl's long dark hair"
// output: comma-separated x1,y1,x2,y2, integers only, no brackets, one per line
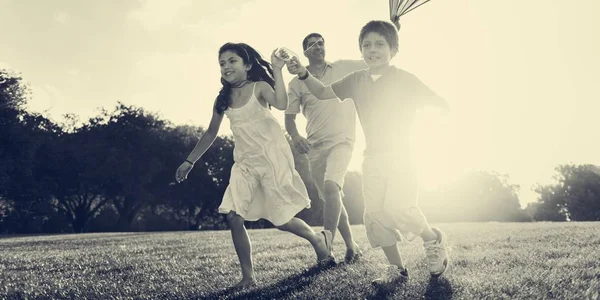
214,43,275,114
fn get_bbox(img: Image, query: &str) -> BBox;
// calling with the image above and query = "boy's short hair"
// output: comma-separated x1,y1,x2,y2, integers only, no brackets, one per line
302,33,325,51
358,21,399,57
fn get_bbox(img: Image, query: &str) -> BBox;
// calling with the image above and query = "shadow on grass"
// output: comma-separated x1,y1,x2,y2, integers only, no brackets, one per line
362,276,453,300
363,286,398,300
425,276,453,300
199,264,330,300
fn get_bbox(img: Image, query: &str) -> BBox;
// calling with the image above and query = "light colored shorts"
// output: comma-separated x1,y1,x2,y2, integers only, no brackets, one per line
362,154,428,248
307,140,353,200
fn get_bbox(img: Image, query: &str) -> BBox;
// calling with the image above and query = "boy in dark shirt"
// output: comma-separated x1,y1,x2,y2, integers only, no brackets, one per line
286,20,450,287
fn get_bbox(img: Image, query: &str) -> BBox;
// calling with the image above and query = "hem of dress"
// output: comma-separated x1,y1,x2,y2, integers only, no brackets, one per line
218,202,310,227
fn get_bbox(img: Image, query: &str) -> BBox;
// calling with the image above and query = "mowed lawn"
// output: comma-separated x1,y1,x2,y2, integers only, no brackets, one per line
1,222,599,299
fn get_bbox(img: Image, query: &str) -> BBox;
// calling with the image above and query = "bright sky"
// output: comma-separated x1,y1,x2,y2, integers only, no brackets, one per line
1,0,599,206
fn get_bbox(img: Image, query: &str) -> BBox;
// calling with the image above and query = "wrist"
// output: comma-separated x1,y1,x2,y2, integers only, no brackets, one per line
185,159,195,165
298,69,310,81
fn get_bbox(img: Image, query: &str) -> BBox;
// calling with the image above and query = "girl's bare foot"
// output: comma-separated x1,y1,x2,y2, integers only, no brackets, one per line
232,277,256,289
315,230,335,265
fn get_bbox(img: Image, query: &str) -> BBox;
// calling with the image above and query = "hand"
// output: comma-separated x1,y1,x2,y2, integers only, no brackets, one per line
271,48,287,69
286,56,307,76
292,135,310,154
174,161,194,184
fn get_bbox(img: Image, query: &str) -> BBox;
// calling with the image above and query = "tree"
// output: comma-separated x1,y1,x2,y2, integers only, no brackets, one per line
525,199,567,222
0,69,65,233
532,164,600,221
420,170,529,222
43,127,111,233
89,104,237,231
0,69,28,113
0,69,29,197
150,125,234,230
92,103,172,230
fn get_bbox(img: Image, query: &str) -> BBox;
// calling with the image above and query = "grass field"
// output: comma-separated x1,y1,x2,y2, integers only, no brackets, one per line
1,222,600,299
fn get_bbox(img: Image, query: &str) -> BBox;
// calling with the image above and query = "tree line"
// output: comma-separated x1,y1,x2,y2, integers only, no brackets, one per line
1,69,599,234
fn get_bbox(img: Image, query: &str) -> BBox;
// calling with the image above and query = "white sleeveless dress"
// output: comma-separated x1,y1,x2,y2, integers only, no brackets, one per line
218,82,311,226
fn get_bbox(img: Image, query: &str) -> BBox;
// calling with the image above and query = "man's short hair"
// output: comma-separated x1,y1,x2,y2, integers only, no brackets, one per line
302,33,325,51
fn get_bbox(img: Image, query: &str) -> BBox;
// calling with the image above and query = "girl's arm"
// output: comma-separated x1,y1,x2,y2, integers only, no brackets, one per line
185,107,224,163
258,50,289,110
258,68,288,110
174,102,224,184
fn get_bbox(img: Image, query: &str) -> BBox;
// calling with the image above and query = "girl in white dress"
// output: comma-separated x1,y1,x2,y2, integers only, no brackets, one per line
175,43,334,289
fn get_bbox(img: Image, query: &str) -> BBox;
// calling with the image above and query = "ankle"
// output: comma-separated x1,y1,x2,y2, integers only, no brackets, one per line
241,267,254,279
345,242,357,251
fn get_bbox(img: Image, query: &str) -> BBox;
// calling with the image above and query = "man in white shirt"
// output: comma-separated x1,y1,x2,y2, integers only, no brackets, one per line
285,33,367,263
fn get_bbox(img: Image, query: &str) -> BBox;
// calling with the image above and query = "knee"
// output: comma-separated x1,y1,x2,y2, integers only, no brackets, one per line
227,212,245,228
323,180,341,201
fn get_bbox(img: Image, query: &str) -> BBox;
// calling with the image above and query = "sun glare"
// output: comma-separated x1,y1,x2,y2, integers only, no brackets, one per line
411,107,459,189
346,107,460,190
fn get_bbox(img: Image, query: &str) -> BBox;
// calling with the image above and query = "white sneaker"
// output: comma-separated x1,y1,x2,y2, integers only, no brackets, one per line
423,227,449,277
371,265,409,288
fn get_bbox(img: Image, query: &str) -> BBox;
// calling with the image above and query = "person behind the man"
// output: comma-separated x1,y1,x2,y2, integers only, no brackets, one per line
285,33,367,263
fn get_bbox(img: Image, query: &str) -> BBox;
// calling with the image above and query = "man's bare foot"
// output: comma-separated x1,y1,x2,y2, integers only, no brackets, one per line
232,277,256,289
345,243,363,263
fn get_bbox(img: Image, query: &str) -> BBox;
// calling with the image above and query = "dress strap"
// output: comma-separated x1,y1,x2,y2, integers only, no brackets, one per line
251,82,263,107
